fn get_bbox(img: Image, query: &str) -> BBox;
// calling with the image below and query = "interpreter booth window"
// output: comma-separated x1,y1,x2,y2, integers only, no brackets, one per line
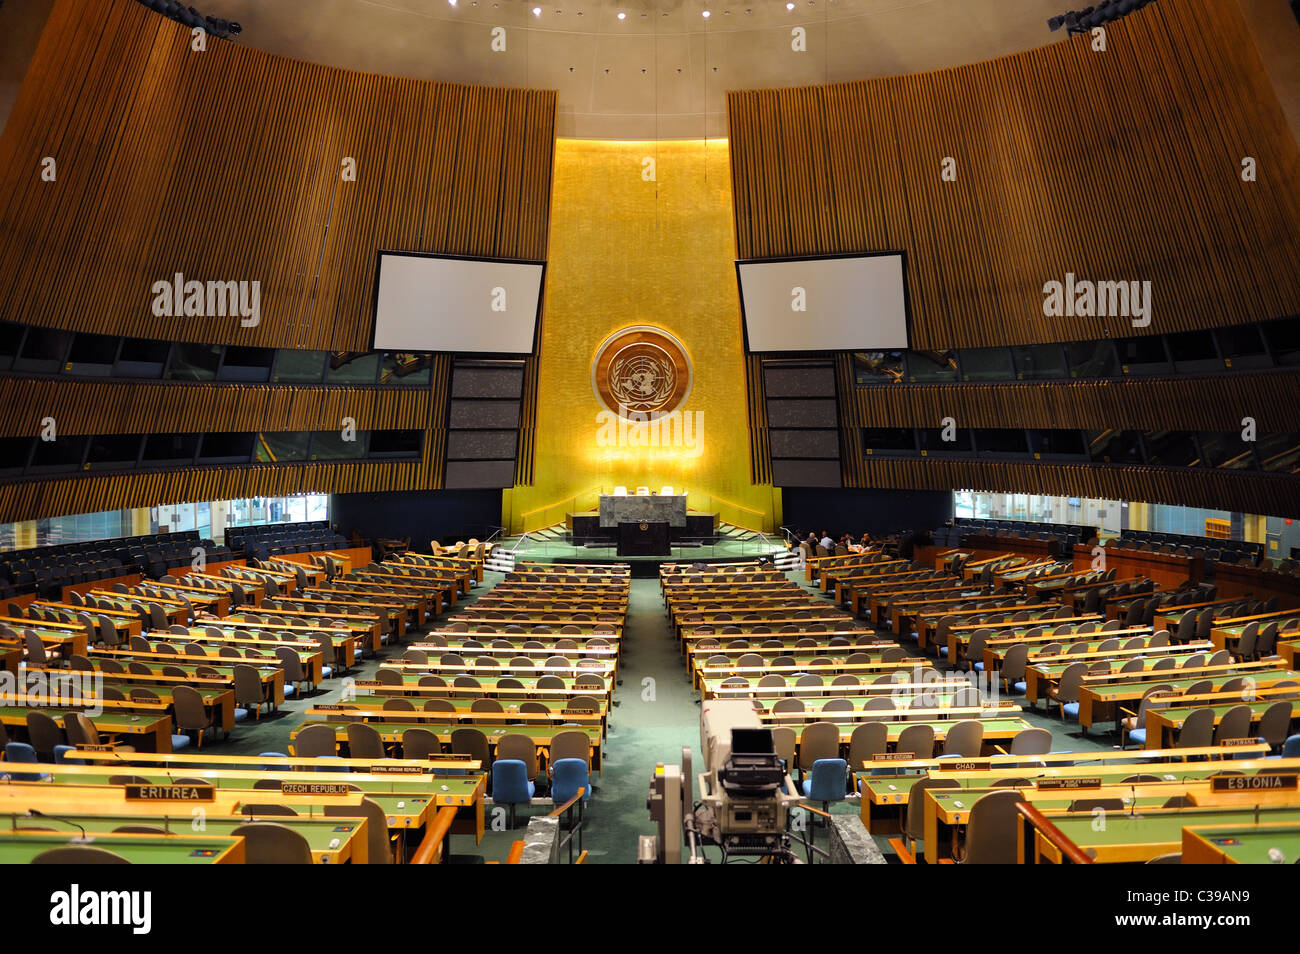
905,350,958,383
272,349,329,384
115,337,170,378
958,347,1014,382
1011,343,1067,380
168,343,222,381
852,351,904,386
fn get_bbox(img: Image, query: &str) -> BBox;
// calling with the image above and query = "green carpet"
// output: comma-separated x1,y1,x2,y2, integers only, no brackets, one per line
218,567,1120,864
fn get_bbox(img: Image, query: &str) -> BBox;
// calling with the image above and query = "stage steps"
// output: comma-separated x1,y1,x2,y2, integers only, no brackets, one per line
484,544,518,573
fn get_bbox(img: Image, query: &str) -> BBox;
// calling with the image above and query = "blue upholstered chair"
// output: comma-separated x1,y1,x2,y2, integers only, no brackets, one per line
492,758,536,828
801,757,848,813
2,742,47,781
550,757,591,805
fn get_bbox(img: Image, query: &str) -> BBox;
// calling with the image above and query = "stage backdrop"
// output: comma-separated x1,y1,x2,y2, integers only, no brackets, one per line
502,139,779,534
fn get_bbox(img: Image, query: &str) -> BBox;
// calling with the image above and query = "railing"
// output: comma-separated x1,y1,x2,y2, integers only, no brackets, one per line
1014,802,1095,864
518,485,605,534
548,786,587,863
409,805,459,864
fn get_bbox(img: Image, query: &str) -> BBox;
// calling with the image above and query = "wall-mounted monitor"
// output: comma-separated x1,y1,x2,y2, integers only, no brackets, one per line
736,252,909,353
372,252,544,354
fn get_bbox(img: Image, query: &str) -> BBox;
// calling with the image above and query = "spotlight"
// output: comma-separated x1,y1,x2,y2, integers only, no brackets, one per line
618,10,625,18
532,5,541,12
702,9,710,16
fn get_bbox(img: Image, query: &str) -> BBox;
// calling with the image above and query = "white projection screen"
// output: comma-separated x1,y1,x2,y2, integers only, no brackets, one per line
372,252,544,353
737,253,909,352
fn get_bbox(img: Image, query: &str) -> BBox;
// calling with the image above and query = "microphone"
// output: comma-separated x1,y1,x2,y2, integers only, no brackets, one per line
27,809,87,840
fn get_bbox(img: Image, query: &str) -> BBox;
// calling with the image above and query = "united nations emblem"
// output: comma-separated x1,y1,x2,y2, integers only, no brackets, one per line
591,326,693,418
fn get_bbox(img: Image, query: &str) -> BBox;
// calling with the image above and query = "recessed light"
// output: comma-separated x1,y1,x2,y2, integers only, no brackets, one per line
617,10,625,18
533,6,541,14
702,9,710,17
786,2,794,9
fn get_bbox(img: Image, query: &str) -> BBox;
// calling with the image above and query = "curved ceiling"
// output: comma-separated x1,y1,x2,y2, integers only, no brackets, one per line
197,0,1071,139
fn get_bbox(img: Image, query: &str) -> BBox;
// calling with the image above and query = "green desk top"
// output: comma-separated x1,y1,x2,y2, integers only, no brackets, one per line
103,660,281,680
1032,651,1214,677
863,760,1300,800
153,632,343,650
0,830,235,864
27,766,479,800
225,615,372,632
1151,698,1300,723
293,720,603,744
1043,806,1300,850
370,671,604,691
932,789,1173,815
1214,616,1300,637
950,614,1093,633
1084,669,1298,701
0,705,167,733
699,653,907,669
2,812,357,854
1185,824,1300,864
690,647,888,661
842,716,1030,742
994,635,1157,657
4,625,85,642
409,643,619,657
350,693,605,714
752,691,983,713
129,642,319,662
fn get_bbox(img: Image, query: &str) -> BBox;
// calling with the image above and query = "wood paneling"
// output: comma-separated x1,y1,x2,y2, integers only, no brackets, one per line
835,358,1300,432
847,457,1297,519
0,462,427,524
0,0,556,351
0,379,431,437
727,0,1300,349
0,0,556,519
729,0,1300,513
746,353,771,484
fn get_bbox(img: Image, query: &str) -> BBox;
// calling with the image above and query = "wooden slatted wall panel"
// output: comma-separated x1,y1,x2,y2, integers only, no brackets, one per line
745,354,772,484
0,0,557,351
727,0,1300,349
0,462,427,525
730,0,1300,509
839,364,1300,433
0,380,430,437
849,459,1297,520
0,0,557,518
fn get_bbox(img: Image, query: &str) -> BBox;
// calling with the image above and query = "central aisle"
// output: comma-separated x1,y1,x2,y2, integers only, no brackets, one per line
572,576,702,862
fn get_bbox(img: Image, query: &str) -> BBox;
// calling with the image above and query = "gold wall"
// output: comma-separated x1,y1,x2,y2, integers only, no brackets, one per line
503,139,779,533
